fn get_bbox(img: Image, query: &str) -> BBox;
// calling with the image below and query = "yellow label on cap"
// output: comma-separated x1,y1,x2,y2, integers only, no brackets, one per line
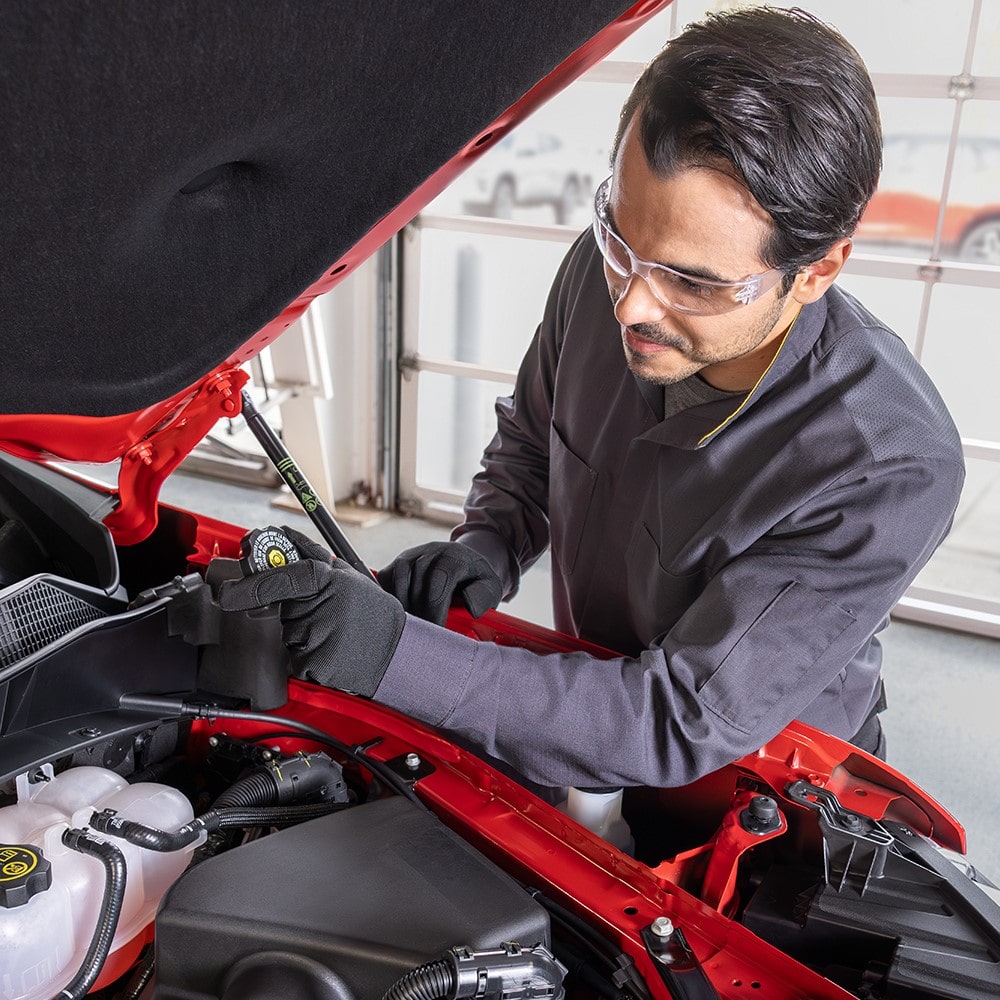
0,847,38,881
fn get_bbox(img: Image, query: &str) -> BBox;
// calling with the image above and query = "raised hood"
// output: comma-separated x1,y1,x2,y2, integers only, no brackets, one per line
0,1,667,542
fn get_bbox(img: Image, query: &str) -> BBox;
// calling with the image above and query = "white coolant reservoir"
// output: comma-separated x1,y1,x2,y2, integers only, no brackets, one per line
559,787,635,855
0,764,197,1000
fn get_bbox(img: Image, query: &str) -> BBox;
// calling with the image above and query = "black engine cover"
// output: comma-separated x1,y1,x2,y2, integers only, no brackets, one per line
154,796,550,1000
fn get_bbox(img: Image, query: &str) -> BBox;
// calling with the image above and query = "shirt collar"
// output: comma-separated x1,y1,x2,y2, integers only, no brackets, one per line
634,294,829,450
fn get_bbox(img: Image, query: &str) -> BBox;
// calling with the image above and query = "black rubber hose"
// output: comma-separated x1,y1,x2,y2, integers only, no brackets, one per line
210,803,339,829
56,830,128,1000
88,810,204,852
381,960,455,1000
118,696,427,808
88,803,342,852
121,948,155,1000
213,771,278,809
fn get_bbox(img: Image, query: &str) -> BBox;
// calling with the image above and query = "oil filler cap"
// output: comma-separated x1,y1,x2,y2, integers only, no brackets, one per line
0,845,52,908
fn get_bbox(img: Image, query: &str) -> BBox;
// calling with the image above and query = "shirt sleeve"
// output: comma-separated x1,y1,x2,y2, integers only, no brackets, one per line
376,452,964,789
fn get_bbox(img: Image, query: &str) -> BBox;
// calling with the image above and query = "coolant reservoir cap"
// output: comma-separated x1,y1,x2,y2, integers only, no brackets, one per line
0,845,52,908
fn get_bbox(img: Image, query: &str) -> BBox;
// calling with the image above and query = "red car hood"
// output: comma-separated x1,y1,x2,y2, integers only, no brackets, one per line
0,1,667,543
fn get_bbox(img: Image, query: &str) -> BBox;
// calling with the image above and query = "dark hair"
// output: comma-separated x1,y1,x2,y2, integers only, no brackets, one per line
612,6,882,288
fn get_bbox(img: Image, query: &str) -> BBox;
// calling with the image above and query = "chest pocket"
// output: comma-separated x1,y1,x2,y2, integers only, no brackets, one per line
549,426,597,576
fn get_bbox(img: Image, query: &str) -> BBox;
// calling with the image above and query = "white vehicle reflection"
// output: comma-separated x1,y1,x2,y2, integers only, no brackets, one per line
452,132,594,224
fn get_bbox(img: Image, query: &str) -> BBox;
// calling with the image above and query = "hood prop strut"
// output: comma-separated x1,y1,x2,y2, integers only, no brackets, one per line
239,389,377,582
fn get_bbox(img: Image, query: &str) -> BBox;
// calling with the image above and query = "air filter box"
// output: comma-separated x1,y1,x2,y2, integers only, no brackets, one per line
155,796,550,1000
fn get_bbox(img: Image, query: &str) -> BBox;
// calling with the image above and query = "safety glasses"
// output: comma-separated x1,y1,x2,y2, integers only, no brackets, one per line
592,176,785,316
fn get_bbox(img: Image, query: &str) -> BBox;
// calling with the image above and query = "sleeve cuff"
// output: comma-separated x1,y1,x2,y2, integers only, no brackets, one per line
374,614,478,725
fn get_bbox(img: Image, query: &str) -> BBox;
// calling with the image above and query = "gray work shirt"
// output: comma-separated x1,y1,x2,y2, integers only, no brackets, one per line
375,232,965,789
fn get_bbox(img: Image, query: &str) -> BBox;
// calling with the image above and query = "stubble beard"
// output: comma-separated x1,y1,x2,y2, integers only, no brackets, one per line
622,295,788,386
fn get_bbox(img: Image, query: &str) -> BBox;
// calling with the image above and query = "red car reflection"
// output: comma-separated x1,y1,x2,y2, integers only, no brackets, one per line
856,135,1000,264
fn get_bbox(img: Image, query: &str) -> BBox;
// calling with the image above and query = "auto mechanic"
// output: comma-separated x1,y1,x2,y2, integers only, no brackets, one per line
219,7,964,791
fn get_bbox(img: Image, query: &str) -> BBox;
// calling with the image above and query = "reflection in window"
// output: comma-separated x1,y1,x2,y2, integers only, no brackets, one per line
944,101,1000,265
425,84,629,228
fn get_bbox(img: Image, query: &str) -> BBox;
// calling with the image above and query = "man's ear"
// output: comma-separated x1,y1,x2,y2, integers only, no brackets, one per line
791,238,853,304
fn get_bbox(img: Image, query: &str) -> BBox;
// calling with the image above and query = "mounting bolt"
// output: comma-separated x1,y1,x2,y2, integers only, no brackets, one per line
650,916,674,939
130,443,155,466
261,749,274,762
740,794,782,835
207,735,219,748
78,727,102,738
404,752,422,770
208,373,239,413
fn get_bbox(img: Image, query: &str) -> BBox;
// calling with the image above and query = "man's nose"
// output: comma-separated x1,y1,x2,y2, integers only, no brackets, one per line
612,272,669,328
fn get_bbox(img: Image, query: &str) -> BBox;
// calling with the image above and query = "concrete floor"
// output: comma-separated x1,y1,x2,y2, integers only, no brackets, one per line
160,470,1000,879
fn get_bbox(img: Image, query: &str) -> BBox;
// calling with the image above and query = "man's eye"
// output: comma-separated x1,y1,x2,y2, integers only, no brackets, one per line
679,276,709,294
661,270,715,297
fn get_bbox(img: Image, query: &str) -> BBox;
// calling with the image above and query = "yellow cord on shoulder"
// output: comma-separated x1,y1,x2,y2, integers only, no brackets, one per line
696,312,801,447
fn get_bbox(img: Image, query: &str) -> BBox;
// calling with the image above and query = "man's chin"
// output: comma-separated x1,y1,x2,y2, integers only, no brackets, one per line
625,348,701,386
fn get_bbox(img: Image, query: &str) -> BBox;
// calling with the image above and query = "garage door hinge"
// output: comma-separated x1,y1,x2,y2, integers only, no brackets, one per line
948,74,975,100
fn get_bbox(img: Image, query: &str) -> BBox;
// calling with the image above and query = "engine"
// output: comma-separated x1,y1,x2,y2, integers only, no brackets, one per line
0,740,564,1000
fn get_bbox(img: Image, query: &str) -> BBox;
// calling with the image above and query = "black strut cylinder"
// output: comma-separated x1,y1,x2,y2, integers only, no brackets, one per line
238,389,376,582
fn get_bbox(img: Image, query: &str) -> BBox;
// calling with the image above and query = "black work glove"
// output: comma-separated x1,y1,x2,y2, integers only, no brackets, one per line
216,526,404,697
377,540,504,626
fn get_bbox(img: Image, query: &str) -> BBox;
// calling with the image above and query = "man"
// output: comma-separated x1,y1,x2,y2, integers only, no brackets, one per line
220,7,964,790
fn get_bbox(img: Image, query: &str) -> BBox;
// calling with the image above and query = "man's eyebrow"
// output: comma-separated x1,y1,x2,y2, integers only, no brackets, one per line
606,203,731,284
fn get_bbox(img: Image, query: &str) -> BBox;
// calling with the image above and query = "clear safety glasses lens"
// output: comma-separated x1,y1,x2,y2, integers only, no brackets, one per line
592,178,784,316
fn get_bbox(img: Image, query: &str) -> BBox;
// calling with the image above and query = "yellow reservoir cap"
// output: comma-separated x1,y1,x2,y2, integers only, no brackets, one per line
0,845,52,908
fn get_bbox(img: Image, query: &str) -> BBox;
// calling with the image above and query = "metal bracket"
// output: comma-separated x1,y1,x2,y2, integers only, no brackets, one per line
786,780,894,896
384,750,436,784
640,921,720,999
948,73,975,100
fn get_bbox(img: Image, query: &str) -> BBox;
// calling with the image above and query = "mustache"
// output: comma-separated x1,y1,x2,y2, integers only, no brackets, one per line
627,323,688,350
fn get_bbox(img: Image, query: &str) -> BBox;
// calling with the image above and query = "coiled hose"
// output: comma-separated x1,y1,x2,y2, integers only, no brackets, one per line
381,959,455,1000
55,830,128,1000
213,770,278,808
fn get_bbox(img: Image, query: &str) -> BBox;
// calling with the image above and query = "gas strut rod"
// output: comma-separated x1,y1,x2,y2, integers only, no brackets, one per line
239,389,377,582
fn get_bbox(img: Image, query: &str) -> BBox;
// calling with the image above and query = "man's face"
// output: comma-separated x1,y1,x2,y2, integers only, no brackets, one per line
605,122,801,391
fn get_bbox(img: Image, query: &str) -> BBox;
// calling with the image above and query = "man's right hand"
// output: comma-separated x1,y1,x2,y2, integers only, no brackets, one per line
377,541,503,626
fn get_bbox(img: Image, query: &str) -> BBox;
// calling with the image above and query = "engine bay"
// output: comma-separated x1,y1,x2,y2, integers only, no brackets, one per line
1,454,999,1000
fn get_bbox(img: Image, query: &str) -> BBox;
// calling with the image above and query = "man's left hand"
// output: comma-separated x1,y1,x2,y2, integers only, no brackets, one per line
216,526,405,697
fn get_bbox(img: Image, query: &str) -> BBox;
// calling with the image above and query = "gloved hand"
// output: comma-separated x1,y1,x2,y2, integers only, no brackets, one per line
377,540,504,626
216,526,404,697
